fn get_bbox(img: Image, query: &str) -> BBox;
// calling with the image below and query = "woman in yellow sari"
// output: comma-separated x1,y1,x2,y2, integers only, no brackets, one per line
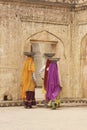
21,52,36,108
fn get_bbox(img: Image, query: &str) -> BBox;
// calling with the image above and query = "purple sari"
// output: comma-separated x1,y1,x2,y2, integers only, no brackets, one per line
46,62,61,102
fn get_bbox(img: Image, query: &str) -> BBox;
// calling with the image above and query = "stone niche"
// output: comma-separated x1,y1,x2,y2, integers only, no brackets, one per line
80,34,87,98
25,30,65,87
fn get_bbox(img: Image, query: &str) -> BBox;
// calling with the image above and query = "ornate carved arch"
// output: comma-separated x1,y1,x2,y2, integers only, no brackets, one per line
24,30,65,58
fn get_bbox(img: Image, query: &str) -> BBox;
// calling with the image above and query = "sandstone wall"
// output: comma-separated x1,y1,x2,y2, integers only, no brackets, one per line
0,0,87,100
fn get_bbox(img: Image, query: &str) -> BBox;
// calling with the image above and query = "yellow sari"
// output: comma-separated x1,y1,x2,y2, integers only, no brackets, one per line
21,57,35,99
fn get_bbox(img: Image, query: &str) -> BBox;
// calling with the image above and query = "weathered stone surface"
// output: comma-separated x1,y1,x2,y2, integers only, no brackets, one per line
0,0,87,101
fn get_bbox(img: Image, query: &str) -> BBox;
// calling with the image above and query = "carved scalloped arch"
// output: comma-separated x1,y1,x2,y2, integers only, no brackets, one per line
24,30,66,58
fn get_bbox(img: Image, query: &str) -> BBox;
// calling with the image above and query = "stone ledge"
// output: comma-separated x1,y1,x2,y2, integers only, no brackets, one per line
0,99,87,107
0,0,73,9
1,0,87,11
0,100,23,107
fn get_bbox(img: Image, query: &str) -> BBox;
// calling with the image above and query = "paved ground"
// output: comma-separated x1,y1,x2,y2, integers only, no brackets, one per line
0,106,87,130
0,88,87,130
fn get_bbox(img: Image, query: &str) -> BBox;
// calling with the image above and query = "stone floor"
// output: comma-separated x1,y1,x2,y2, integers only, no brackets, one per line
0,106,87,130
0,88,87,130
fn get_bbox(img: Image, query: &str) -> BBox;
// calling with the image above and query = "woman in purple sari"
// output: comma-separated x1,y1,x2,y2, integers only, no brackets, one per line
46,61,61,109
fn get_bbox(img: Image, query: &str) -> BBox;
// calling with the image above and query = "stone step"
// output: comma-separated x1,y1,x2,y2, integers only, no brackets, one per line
0,99,87,107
